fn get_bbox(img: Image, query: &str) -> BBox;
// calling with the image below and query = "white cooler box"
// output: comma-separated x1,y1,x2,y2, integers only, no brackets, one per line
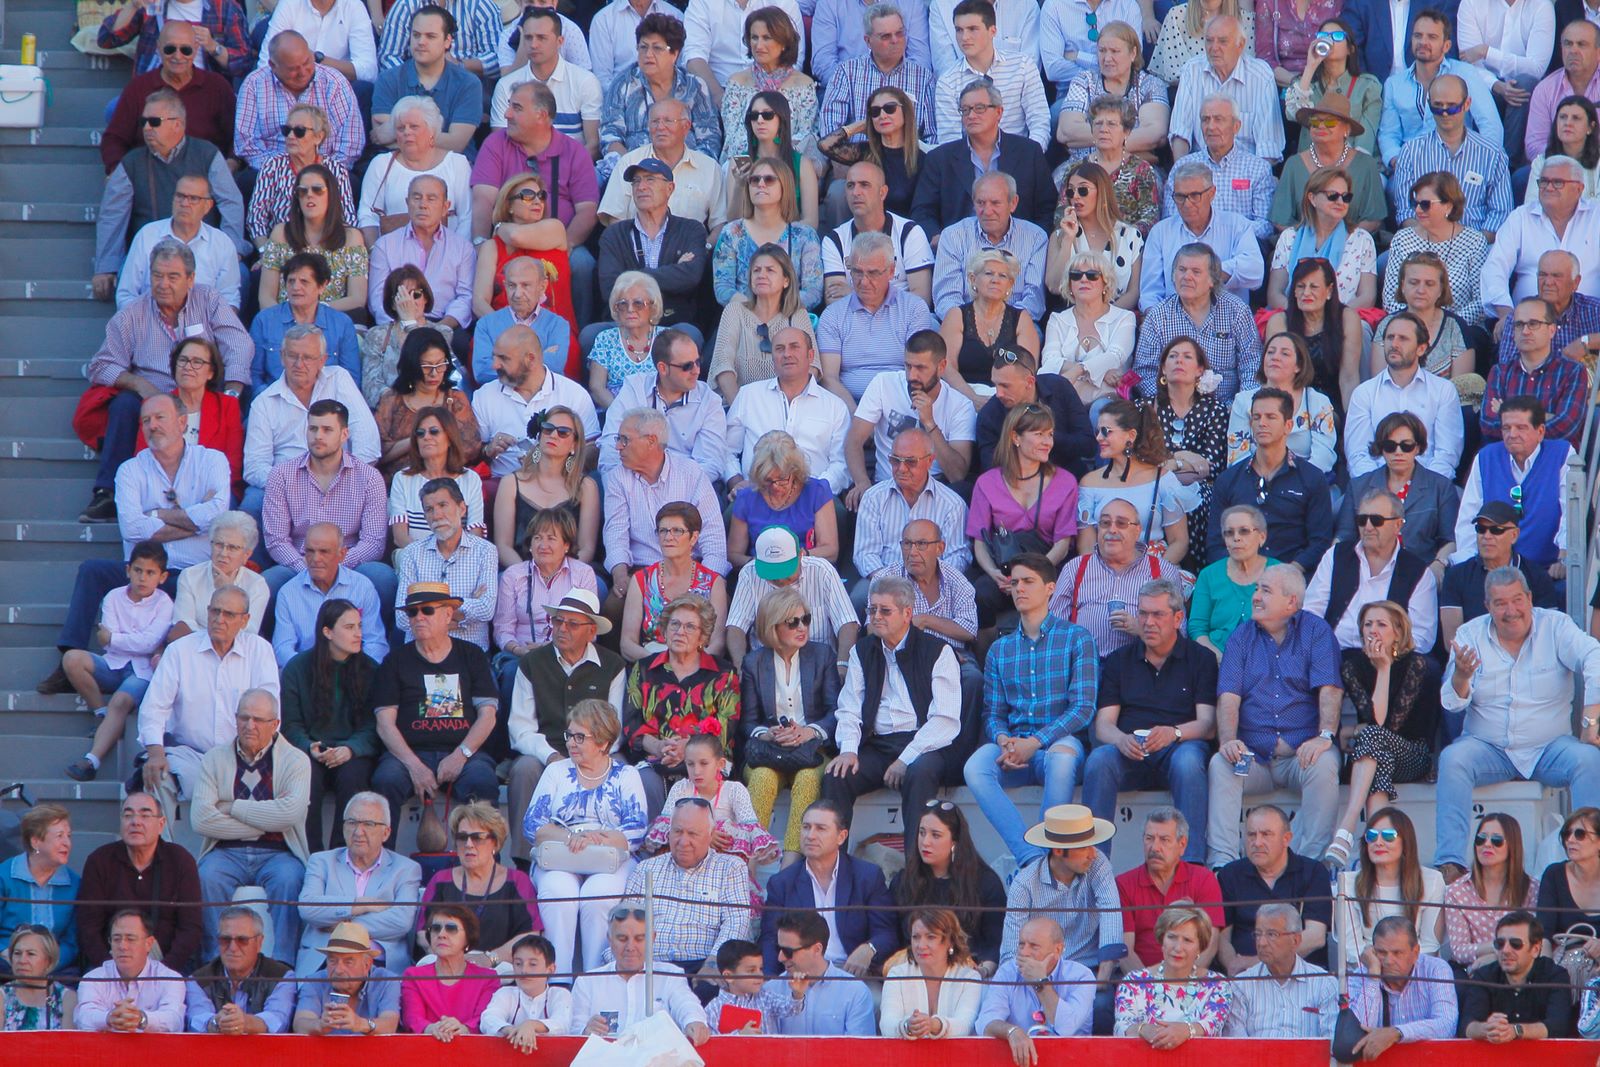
0,65,46,129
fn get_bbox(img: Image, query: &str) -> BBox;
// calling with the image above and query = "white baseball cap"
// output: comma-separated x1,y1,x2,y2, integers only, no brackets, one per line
753,526,801,581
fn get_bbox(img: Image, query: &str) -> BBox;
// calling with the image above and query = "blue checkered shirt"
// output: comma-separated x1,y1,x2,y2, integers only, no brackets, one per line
870,559,980,650
1163,148,1277,239
1388,130,1513,233
1132,292,1263,408
983,614,1099,747
819,55,940,143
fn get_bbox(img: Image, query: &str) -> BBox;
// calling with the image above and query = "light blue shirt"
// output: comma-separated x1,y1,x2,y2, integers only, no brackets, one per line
248,301,362,390
471,306,573,391
1139,208,1264,311
764,965,877,1035
975,956,1095,1035
271,564,389,667
932,216,1049,319
184,966,299,1033
1377,60,1502,165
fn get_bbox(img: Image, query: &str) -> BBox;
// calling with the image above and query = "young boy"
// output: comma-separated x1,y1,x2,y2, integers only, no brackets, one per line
482,934,573,1049
705,939,808,1034
62,540,172,782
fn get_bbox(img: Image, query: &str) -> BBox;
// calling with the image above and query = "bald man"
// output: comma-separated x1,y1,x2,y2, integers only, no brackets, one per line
472,256,573,385
271,521,389,666
471,322,600,478
367,174,476,330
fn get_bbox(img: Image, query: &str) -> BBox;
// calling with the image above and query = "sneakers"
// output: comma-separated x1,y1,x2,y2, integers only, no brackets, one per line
35,665,72,695
79,488,115,523
64,758,97,782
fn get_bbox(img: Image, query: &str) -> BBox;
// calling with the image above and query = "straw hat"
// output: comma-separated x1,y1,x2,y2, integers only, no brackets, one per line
317,921,380,956
1294,90,1365,137
1023,804,1116,850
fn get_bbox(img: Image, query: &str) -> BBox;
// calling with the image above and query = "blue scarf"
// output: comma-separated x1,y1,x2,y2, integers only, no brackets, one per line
1286,222,1349,277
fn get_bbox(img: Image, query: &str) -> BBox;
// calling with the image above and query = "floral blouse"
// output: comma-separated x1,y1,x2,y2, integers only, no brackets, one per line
1227,384,1338,472
1149,3,1258,84
261,239,369,304
712,220,824,310
634,562,721,647
1443,874,1540,965
1057,155,1162,235
718,76,821,163
1271,226,1376,306
359,321,455,408
1113,965,1231,1036
623,652,742,766
522,758,650,852
2,982,66,1031
588,326,665,396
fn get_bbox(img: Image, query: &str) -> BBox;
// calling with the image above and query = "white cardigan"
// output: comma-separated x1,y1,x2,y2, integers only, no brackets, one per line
878,960,983,1038
191,732,312,863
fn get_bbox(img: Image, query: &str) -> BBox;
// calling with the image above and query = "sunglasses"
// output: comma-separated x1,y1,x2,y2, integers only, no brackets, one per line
1410,197,1438,211
140,115,168,128
414,425,443,438
162,44,195,55
924,799,957,811
403,603,443,617
748,109,778,122
1564,826,1597,841
1067,269,1103,281
428,922,463,935
1429,101,1467,116
868,102,901,118
1319,190,1354,203
1510,484,1524,517
541,424,576,439
1474,521,1515,535
610,907,647,922
1475,833,1507,847
748,174,779,187
1354,513,1399,527
454,831,493,843
1067,184,1094,199
1493,936,1527,950
280,124,313,139
756,322,772,355
1364,827,1399,843
776,944,807,957
512,188,548,202
1306,117,1344,129
781,613,812,629
887,454,926,467
1380,439,1418,453
1316,28,1348,40
296,184,328,197
613,296,650,312
563,730,592,744
217,934,259,946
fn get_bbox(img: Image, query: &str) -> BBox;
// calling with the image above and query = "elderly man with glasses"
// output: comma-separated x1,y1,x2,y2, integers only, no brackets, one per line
185,905,297,1034
296,792,424,974
571,904,711,1041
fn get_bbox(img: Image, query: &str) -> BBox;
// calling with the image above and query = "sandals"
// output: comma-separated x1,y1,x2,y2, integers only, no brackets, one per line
1324,828,1355,872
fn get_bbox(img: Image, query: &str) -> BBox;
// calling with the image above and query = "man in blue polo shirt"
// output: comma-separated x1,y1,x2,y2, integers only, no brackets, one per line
372,5,481,153
1215,804,1332,974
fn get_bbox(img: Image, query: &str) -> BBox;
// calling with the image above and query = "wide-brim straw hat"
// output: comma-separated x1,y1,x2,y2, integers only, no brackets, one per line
1023,803,1117,849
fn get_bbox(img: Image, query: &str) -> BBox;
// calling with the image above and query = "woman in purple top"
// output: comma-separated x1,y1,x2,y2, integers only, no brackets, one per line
402,902,498,1038
966,403,1080,628
728,430,839,568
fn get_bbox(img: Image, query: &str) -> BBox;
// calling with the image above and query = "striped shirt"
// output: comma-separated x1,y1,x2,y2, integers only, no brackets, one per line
1348,957,1459,1041
983,613,1099,746
233,64,364,170
853,478,972,575
377,0,505,76
1001,848,1125,966
87,286,254,392
818,55,938,142
394,532,500,649
1131,292,1263,407
869,560,979,650
1224,959,1338,1038
1163,147,1276,239
934,51,1051,149
1376,61,1502,164
726,556,857,648
930,0,1040,78
602,453,729,575
1047,551,1161,655
1389,130,1513,233
814,290,941,398
1169,53,1285,161
490,57,603,136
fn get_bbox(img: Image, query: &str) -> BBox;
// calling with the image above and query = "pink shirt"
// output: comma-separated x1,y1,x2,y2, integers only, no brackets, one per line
400,961,498,1033
99,585,175,678
1443,873,1540,964
493,557,599,648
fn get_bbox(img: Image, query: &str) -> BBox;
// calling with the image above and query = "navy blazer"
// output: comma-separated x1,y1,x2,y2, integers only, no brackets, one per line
1343,0,1460,85
759,851,899,973
739,641,841,750
910,133,1056,241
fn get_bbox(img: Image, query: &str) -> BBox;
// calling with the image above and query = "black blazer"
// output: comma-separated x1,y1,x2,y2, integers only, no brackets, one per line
738,641,841,750
597,212,710,327
910,133,1056,240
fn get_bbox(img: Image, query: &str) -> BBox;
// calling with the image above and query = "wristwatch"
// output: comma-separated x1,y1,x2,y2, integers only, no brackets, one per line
459,743,475,758
1174,726,1184,742
1514,1024,1525,1039
314,50,325,63
1318,730,1335,741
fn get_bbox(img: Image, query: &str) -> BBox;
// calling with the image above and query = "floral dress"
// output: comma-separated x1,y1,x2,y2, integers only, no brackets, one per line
261,239,369,304
521,758,649,852
644,778,777,857
1157,393,1228,567
2,982,65,1031
1113,965,1231,1036
623,652,742,785
712,220,824,310
633,562,720,648
1226,385,1338,472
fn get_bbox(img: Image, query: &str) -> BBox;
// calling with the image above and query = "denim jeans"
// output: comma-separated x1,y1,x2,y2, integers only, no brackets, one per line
197,844,306,963
1082,739,1211,863
94,389,143,491
962,737,1083,868
1433,732,1600,868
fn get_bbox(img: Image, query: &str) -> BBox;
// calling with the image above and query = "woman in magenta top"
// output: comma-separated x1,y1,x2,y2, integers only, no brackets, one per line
402,902,498,1038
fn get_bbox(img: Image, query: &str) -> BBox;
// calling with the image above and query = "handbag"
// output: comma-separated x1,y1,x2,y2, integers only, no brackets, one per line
744,732,826,773
535,821,625,875
1554,923,1599,990
983,469,1050,566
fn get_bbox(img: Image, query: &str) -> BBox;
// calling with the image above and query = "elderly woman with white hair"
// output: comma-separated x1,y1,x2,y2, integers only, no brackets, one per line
171,511,269,639
246,103,357,243
356,95,474,244
940,247,1042,404
1041,250,1137,413
587,272,667,410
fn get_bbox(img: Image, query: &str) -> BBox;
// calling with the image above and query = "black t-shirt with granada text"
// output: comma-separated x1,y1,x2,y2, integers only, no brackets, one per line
373,639,497,752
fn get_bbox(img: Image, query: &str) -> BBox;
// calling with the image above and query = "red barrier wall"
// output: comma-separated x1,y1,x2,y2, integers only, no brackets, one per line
2,1034,1597,1067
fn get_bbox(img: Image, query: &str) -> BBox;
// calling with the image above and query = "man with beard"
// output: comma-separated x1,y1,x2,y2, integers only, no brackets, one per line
473,323,600,480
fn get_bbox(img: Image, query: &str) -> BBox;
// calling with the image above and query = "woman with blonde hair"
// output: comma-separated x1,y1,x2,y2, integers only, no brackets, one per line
587,272,666,409
474,171,577,363
711,157,823,310
246,103,356,243
1057,22,1171,160
417,801,541,965
1040,250,1137,411
709,244,816,403
818,86,924,217
4,925,74,1030
729,430,838,567
1115,904,1229,1044
1047,159,1144,307
739,585,839,866
879,908,983,1038
941,248,1042,404
1267,167,1378,308
491,405,599,570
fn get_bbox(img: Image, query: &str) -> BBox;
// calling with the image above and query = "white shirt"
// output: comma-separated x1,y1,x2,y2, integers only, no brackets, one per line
1480,199,1600,312
1442,608,1600,776
930,0,1041,77
682,0,807,85
598,146,728,230
241,366,380,486
821,214,935,296
934,49,1051,148
806,856,847,962
1302,542,1440,653
117,219,241,309
114,443,232,569
509,645,627,762
355,150,475,241
852,371,976,480
1343,365,1465,478
589,0,684,90
136,630,281,750
724,376,852,492
173,563,270,635
258,0,379,81
490,56,603,134
481,983,575,1036
1389,0,1409,78
1039,304,1138,400
1452,441,1571,562
834,631,961,762
567,961,709,1035
1457,0,1556,81
471,371,601,476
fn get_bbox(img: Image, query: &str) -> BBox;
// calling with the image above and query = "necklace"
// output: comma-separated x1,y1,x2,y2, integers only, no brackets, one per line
1308,142,1352,170
575,762,609,784
974,303,1004,346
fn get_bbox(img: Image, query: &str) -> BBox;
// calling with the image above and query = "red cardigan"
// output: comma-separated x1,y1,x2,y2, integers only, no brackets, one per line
136,390,245,499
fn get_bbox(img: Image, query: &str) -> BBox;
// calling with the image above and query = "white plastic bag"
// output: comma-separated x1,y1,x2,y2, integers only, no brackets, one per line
570,1011,705,1067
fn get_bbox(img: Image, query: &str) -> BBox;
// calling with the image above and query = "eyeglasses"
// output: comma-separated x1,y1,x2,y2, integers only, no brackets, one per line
413,425,444,438
748,174,779,187
1473,521,1514,535
1493,937,1527,950
1067,269,1103,281
1410,197,1438,212
748,109,777,122
428,922,463,935
454,830,493,844
344,818,386,831
403,604,442,617
173,191,213,204
1475,833,1507,847
563,730,592,745
849,266,891,280
512,189,547,203
1564,825,1597,841
780,613,812,629
175,355,213,370
666,618,703,633
216,935,259,946
868,102,901,118
1538,177,1578,189
140,115,169,128
1380,439,1418,453
1319,190,1354,203
162,44,195,56
636,41,672,54
1428,101,1466,116
1171,189,1211,204
280,124,313,139
1354,513,1399,527
865,605,899,617
1512,319,1554,330
1067,184,1094,199
1364,827,1399,843
613,297,650,313
958,103,996,116
655,525,690,538
900,537,941,550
